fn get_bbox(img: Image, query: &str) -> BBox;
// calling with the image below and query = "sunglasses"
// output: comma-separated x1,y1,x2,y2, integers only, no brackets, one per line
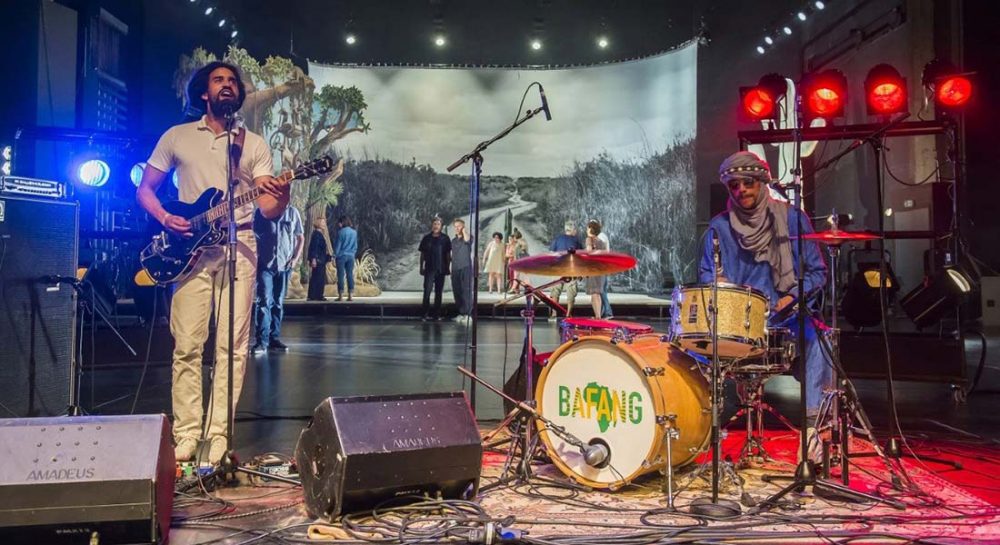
727,179,760,191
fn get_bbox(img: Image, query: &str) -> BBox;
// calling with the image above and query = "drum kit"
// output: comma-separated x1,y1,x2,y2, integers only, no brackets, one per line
461,226,900,508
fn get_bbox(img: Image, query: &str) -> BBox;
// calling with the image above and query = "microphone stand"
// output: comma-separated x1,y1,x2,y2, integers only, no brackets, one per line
757,99,904,511
221,110,239,472
446,96,548,415
689,231,741,517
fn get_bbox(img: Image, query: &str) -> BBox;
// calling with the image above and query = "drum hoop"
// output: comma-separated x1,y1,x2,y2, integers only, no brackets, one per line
674,282,769,301
535,335,672,488
672,332,767,348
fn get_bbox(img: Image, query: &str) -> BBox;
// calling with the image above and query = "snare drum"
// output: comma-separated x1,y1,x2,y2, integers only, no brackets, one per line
559,318,654,344
535,335,711,489
669,283,769,359
728,327,795,375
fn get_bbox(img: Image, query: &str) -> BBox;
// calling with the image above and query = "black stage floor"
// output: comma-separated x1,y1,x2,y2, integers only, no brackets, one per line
82,316,1000,457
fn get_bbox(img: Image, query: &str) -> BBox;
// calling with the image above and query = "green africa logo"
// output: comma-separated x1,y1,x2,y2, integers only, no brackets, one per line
557,382,643,432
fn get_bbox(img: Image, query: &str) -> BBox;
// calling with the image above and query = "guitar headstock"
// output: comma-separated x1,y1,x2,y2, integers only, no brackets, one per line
293,156,335,180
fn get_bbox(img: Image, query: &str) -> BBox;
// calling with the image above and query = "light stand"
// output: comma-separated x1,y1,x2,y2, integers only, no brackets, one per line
446,84,550,415
757,99,903,511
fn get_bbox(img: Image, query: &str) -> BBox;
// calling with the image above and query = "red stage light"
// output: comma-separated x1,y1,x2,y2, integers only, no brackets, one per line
865,64,908,116
803,69,847,120
742,88,775,119
936,76,972,108
738,73,787,121
923,59,974,112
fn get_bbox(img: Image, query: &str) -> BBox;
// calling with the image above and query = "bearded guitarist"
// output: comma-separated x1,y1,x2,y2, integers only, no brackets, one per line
136,61,289,465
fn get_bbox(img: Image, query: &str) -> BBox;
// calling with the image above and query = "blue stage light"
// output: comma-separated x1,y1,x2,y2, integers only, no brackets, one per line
130,162,147,187
78,159,110,187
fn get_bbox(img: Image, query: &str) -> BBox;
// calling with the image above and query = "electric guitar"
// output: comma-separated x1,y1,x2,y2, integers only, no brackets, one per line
139,156,334,285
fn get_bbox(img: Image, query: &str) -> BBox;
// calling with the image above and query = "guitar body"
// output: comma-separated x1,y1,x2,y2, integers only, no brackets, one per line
137,155,334,286
140,189,227,285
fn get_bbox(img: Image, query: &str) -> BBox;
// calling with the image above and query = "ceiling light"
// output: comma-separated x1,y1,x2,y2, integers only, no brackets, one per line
231,29,238,38
345,34,357,45
597,36,609,49
797,12,807,21
531,39,542,50
218,19,225,27
783,26,792,35
756,46,765,54
815,1,826,9
434,35,446,47
764,36,774,45
204,7,213,15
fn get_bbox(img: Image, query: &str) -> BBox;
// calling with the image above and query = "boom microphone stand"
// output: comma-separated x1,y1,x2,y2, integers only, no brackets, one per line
446,82,552,415
757,98,902,511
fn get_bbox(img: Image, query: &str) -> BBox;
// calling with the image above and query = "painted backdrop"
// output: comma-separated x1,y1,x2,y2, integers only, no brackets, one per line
309,43,698,292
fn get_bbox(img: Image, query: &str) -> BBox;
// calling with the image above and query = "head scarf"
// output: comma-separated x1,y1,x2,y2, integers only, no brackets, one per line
719,151,796,294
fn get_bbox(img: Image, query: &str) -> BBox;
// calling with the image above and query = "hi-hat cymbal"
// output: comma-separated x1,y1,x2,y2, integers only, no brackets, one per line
509,250,637,277
794,229,881,245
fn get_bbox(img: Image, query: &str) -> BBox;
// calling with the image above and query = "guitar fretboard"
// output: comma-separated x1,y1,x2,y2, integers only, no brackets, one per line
188,170,296,229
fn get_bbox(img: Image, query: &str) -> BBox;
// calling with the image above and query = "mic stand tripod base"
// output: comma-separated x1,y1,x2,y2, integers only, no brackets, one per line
759,459,906,510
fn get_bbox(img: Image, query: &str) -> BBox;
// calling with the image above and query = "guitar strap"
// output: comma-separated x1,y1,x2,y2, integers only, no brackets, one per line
229,126,246,188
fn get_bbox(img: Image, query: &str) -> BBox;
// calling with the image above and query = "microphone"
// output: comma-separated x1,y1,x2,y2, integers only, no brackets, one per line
712,229,722,279
538,84,552,121
768,180,792,201
582,442,609,467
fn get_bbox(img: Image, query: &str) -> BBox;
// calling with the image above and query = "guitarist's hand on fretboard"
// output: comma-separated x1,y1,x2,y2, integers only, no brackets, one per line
164,213,194,238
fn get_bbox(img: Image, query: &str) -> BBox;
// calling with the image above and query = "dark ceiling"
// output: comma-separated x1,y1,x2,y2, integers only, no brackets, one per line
198,0,706,66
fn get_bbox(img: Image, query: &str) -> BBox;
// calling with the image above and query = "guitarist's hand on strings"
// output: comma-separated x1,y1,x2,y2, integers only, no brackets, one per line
162,213,193,238
256,175,288,198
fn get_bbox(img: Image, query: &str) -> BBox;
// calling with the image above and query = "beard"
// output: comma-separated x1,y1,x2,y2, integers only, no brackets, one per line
208,92,239,116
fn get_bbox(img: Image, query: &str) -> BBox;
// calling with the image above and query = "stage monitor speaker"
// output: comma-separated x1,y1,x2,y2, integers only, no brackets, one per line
0,195,79,417
0,414,174,545
295,392,482,521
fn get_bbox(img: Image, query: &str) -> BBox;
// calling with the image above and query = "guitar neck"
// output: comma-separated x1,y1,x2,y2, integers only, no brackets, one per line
193,170,295,226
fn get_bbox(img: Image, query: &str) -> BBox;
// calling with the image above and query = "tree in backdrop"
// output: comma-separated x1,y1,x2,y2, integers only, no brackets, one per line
173,46,371,280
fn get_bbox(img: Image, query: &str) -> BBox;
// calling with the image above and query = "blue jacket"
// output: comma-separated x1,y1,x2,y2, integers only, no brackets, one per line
334,226,358,259
699,204,826,319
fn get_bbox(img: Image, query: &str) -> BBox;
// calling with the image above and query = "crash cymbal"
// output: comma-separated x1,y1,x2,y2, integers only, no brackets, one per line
795,229,881,245
509,250,637,277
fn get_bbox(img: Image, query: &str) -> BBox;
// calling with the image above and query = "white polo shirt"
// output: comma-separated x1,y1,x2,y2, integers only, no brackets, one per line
147,116,273,224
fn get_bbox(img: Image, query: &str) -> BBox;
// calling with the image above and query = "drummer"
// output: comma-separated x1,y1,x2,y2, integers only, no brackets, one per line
698,150,831,461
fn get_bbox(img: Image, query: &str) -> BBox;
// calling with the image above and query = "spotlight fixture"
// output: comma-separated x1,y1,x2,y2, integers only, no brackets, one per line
345,34,357,45
865,63,908,115
764,36,774,45
797,11,807,21
901,265,975,328
597,36,609,49
842,261,900,328
130,162,147,188
803,69,848,120
922,59,973,110
77,159,111,188
530,39,542,50
739,73,787,121
783,26,792,35
204,6,213,15
815,1,825,9
1,145,11,176
434,34,446,47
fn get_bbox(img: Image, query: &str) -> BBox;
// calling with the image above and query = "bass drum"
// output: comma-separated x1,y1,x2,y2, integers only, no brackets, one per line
535,335,711,490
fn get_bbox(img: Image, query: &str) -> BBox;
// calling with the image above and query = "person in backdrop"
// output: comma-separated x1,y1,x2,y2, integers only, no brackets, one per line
307,217,333,301
584,220,608,318
333,215,358,301
136,61,290,464
418,217,451,321
252,205,303,354
595,222,614,318
699,150,829,463
506,228,528,293
482,232,505,294
549,220,583,317
450,218,474,323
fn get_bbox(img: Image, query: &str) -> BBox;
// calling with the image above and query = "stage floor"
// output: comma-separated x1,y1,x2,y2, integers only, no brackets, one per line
80,317,1000,543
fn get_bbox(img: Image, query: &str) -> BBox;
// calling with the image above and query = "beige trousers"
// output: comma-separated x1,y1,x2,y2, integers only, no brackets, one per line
170,231,256,442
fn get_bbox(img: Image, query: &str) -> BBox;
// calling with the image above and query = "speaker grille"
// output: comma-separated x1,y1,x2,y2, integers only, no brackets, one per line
0,195,78,417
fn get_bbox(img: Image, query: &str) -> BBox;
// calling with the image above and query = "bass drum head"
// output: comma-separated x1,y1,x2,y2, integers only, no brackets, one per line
536,335,710,489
